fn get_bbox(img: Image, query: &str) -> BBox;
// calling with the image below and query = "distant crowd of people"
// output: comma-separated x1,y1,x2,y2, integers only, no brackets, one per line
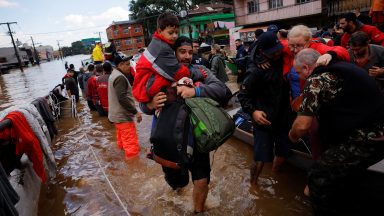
61,9,384,215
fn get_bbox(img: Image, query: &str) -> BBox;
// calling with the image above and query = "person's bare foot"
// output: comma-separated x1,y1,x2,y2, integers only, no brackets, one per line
250,163,258,186
304,185,310,197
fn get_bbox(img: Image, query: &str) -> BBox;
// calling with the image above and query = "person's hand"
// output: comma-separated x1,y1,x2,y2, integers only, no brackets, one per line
316,53,332,67
252,110,271,125
257,61,271,70
177,85,196,99
135,112,142,123
147,92,167,110
368,66,384,77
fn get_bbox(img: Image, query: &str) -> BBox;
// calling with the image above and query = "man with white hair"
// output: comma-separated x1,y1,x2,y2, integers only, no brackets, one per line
285,24,350,71
289,48,384,215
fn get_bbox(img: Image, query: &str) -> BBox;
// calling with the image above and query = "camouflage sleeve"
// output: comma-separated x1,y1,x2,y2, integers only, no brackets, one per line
298,76,322,116
298,72,341,116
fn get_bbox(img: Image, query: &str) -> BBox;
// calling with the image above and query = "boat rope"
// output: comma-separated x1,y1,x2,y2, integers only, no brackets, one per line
74,106,131,216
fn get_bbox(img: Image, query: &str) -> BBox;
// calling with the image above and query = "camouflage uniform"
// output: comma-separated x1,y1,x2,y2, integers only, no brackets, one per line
299,72,384,215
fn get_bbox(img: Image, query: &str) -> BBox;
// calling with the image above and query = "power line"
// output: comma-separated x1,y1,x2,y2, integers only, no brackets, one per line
19,26,104,36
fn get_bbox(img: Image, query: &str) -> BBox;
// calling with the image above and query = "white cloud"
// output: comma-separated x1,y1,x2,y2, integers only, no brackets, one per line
0,0,18,8
63,6,129,28
1,6,129,49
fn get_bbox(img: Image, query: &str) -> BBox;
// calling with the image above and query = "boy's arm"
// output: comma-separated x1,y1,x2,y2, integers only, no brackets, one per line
153,45,190,81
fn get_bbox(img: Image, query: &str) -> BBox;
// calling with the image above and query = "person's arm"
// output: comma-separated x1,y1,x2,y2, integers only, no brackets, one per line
154,46,190,81
289,115,313,143
210,56,218,77
197,71,229,103
311,42,350,65
113,76,138,115
369,27,384,46
87,77,94,99
65,79,73,97
289,75,323,142
140,92,167,115
237,66,259,115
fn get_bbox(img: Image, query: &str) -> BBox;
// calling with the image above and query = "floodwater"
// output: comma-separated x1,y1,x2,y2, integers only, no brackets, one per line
0,55,313,216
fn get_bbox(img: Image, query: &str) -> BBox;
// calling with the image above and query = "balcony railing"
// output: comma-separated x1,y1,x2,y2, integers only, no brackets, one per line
326,0,372,16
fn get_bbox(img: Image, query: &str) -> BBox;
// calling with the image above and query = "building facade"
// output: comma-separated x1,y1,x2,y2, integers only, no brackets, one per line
106,20,145,56
36,45,54,61
235,0,323,27
234,0,375,35
180,13,235,45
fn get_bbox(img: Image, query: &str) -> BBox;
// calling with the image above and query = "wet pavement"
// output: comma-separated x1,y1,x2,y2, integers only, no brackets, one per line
0,55,313,216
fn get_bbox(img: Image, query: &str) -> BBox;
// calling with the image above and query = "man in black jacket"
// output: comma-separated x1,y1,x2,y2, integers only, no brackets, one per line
238,32,293,186
235,39,248,83
289,48,384,215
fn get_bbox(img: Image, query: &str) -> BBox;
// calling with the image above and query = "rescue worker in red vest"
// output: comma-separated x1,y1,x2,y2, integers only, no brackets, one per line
87,64,103,111
339,12,384,48
95,61,112,116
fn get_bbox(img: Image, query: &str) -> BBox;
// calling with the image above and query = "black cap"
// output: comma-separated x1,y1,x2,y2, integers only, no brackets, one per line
257,32,283,56
267,24,279,33
113,52,132,66
255,29,264,38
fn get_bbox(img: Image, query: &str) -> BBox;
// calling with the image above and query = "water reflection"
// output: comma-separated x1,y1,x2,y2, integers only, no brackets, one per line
0,55,312,216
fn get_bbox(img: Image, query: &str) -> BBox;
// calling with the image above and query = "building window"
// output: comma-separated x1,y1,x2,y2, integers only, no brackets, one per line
296,0,310,4
125,39,131,45
123,26,129,34
115,40,121,46
248,0,259,14
136,37,143,43
134,25,141,33
114,29,118,36
269,0,283,9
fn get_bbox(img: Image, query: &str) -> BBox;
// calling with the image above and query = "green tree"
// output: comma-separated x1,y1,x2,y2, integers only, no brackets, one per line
71,41,87,55
129,0,186,45
61,46,73,57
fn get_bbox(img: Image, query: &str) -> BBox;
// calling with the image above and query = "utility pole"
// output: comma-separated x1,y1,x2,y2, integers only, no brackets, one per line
30,36,40,65
0,22,23,72
95,31,102,43
57,40,63,60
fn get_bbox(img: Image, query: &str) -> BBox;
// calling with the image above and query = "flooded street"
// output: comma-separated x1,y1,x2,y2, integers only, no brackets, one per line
0,55,312,216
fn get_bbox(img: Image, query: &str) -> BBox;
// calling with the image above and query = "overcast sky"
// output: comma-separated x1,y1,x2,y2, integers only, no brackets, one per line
0,0,130,49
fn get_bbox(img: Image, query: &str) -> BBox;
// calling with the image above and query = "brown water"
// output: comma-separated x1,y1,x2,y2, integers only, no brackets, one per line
0,55,313,216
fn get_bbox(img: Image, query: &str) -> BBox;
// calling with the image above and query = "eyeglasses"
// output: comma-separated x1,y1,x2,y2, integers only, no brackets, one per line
288,44,306,50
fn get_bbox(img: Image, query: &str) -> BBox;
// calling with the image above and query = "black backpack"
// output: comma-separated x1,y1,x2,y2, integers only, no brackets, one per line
150,96,193,171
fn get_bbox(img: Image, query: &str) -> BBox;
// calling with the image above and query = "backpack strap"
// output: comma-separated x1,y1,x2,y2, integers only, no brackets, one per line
153,154,181,169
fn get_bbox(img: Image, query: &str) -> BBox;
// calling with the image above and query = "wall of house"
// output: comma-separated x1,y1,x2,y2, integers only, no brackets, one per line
235,0,322,26
106,23,145,55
